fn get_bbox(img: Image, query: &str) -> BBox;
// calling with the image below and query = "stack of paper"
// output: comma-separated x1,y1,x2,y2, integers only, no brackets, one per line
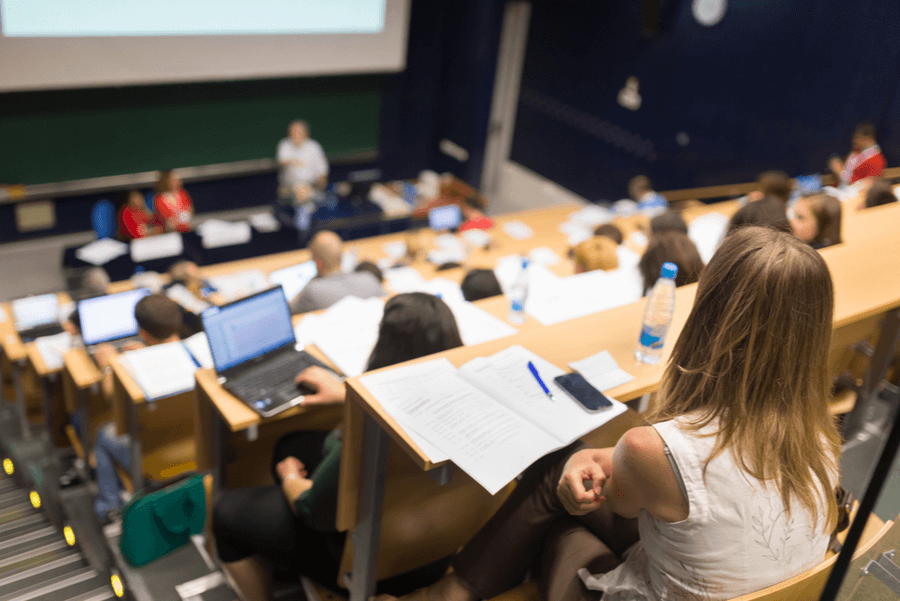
461,228,491,249
502,221,534,240
34,332,74,371
119,341,199,401
528,246,561,267
525,268,642,326
248,212,280,233
207,270,269,302
198,220,252,249
310,297,385,377
182,332,214,369
369,183,412,217
445,299,517,346
384,266,429,294
131,233,183,262
76,238,129,266
569,350,634,392
360,345,627,494
165,284,212,315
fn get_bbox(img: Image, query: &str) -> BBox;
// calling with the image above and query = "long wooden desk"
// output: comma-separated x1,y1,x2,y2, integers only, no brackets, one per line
337,205,900,600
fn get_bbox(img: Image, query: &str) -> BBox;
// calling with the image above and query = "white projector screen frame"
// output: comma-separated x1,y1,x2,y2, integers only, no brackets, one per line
0,0,410,92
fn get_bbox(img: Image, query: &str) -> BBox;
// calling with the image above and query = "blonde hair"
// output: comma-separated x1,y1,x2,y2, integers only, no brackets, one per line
648,226,840,532
574,236,619,272
806,194,843,248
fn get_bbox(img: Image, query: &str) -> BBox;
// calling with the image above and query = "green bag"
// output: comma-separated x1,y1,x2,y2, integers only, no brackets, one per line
120,474,206,567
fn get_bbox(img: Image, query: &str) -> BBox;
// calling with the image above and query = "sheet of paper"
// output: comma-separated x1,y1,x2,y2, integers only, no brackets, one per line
293,313,323,349
182,332,214,370
207,270,269,302
427,247,467,266
75,238,129,266
525,268,641,326
384,266,428,294
165,284,212,315
688,212,729,264
502,220,534,240
310,296,384,377
131,232,184,262
445,299,517,346
566,229,593,246
568,204,614,227
528,246,561,267
119,341,198,401
130,271,164,293
569,350,635,392
423,278,466,305
360,359,559,494
461,228,491,248
200,220,252,249
34,332,73,371
383,240,407,259
248,212,280,233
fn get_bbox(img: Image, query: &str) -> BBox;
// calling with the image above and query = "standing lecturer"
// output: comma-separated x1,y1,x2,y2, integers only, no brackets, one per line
277,120,329,204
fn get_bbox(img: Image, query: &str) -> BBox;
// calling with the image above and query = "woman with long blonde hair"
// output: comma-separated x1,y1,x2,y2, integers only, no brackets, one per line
378,225,840,601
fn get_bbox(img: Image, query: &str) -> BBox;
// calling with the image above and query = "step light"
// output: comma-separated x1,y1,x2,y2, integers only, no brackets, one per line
2,458,12,475
29,491,40,509
111,572,125,598
64,525,76,546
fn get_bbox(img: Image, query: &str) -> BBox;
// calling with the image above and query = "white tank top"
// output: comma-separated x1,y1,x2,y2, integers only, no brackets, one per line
579,417,833,600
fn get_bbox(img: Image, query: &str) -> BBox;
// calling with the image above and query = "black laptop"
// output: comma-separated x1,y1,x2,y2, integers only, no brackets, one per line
202,287,333,417
12,294,63,341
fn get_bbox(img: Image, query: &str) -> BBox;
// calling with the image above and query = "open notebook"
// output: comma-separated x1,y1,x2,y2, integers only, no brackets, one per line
359,345,627,494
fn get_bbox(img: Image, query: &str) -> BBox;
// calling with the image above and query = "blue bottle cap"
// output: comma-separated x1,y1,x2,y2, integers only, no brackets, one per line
521,257,530,269
661,262,678,279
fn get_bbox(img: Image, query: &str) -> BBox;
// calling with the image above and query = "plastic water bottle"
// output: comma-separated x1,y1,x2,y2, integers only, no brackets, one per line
508,258,529,325
635,262,678,364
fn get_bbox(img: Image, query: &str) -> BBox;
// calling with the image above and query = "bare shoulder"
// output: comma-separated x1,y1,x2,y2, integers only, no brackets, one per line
616,426,668,466
612,426,688,522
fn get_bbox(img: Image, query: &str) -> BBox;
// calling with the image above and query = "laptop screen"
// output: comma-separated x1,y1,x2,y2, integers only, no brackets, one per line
78,288,151,346
12,294,60,331
267,260,317,302
429,205,463,231
202,287,295,373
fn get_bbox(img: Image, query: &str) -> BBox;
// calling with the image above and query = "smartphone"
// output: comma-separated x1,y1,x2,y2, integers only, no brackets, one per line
553,373,614,413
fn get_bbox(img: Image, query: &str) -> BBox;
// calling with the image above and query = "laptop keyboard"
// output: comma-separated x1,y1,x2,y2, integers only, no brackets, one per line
227,351,320,399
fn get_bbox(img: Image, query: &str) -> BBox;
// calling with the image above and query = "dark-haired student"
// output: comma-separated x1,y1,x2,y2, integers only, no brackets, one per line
649,212,688,236
355,261,385,283
791,194,842,249
213,293,464,601
92,294,185,521
860,178,898,210
638,232,704,295
593,223,623,245
727,197,792,235
461,269,503,302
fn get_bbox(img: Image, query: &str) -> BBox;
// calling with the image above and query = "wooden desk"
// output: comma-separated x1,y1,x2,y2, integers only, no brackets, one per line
23,342,68,446
61,347,104,459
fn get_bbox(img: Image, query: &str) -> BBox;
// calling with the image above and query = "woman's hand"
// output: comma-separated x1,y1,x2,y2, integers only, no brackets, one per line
277,456,314,513
296,366,345,405
557,449,607,515
275,456,307,481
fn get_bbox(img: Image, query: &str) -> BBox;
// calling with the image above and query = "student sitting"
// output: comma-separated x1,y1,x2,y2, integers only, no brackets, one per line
829,121,887,185
213,293,464,601
355,260,385,284
118,189,162,240
378,226,841,601
592,223,623,245
461,269,503,302
748,170,792,205
628,175,668,213
573,237,619,273
290,230,386,314
791,194,843,249
638,232,704,295
727,197,792,234
860,178,899,209
153,169,194,232
92,294,185,522
649,211,688,236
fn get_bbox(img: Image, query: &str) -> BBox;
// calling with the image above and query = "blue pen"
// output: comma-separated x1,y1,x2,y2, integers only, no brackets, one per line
527,361,555,401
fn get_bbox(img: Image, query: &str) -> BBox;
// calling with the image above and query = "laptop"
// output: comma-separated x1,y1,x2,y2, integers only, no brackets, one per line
428,205,463,231
12,294,63,341
202,286,333,418
267,260,318,303
78,288,152,349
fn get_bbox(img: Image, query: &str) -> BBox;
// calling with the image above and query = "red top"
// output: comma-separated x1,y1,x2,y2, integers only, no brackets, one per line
843,146,887,184
119,205,160,239
154,189,194,232
459,214,495,231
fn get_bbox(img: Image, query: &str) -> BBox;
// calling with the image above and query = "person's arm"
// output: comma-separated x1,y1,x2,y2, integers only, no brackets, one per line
829,156,845,178
274,435,342,531
276,139,293,168
312,142,329,188
295,366,345,405
275,456,313,512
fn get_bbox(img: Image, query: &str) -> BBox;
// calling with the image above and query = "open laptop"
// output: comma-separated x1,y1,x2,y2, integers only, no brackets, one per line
78,288,152,349
267,260,317,303
12,294,63,341
428,204,463,231
202,286,333,418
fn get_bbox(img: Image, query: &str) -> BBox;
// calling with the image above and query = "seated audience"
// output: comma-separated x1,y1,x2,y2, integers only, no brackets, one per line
118,189,162,240
290,231,386,314
861,178,898,209
277,120,329,203
829,121,887,185
593,223,623,245
153,169,194,232
92,294,185,521
727,197,792,234
378,226,840,601
638,232,704,295
749,170,792,205
628,175,668,212
80,266,111,299
355,261,385,283
649,211,688,236
167,260,224,305
461,269,503,302
573,237,619,273
213,293,464,601
791,194,843,249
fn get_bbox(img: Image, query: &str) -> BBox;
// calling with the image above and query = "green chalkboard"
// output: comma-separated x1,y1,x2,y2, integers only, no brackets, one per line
0,75,383,185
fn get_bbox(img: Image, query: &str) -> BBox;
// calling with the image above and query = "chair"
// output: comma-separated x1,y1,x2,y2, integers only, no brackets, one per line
91,199,117,239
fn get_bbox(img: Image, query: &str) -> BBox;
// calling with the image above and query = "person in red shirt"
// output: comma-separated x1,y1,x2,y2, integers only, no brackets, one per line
829,122,887,185
153,169,194,232
118,189,162,239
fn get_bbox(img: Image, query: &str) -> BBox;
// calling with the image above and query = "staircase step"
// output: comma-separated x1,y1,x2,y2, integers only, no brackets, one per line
0,565,99,601
0,528,60,562
19,570,113,601
64,587,117,601
0,514,47,538
0,551,86,598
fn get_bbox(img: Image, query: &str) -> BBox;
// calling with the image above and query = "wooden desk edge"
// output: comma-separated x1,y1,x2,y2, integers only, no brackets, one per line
63,348,102,389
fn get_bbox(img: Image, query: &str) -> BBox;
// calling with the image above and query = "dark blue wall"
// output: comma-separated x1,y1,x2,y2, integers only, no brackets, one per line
511,0,900,201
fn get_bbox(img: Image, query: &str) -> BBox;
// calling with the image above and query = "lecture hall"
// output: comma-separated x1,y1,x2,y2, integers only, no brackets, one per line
0,1,899,600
